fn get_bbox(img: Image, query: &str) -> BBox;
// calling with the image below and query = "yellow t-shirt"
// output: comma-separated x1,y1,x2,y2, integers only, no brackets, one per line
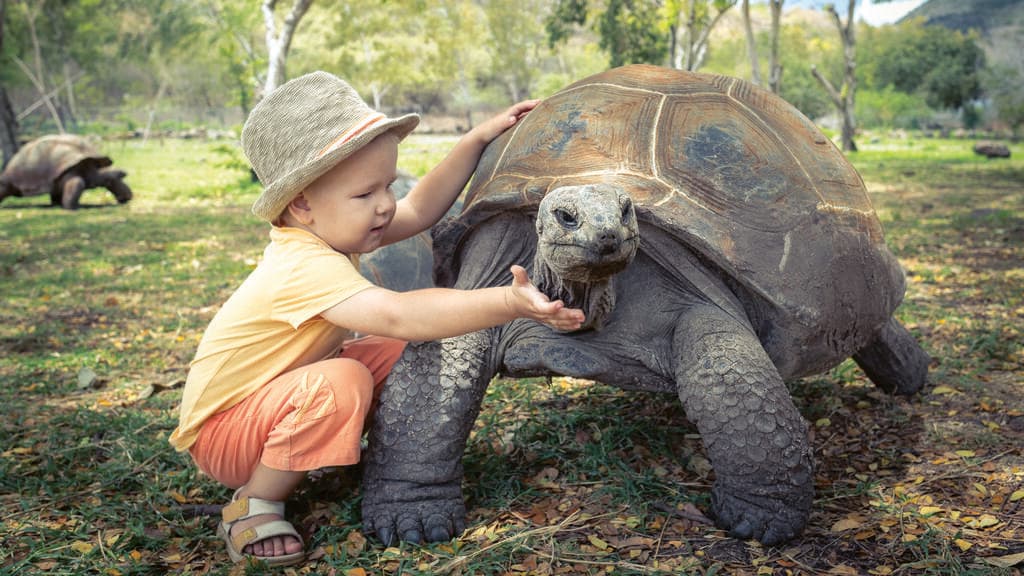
168,226,374,452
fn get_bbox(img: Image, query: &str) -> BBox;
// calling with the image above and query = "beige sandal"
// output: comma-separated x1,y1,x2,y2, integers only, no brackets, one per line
216,492,305,566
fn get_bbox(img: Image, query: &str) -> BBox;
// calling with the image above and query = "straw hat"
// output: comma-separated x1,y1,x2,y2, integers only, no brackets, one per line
242,71,419,222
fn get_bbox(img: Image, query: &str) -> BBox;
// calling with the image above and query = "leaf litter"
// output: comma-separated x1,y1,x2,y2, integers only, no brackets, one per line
1,139,1022,574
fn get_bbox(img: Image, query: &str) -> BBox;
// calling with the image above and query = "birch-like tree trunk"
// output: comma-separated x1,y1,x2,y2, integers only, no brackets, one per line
260,0,314,99
15,2,64,133
811,0,857,152
767,0,784,94
671,1,735,72
741,0,784,93
742,0,762,85
43,0,77,129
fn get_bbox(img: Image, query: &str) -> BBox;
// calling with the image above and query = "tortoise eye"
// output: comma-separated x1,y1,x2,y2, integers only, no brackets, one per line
554,208,579,229
621,198,633,223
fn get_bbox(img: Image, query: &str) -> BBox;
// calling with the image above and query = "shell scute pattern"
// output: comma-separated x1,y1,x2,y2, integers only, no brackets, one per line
454,65,896,323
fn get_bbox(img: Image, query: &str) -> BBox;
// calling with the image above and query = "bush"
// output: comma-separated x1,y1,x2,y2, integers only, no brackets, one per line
856,86,934,129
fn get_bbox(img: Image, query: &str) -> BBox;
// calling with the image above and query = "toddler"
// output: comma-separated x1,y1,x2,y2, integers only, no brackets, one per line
168,71,584,567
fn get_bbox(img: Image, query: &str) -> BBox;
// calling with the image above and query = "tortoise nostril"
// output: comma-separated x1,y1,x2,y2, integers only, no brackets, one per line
598,231,620,254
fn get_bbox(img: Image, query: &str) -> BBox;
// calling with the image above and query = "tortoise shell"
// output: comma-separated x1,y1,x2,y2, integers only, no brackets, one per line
1,135,112,197
447,64,894,323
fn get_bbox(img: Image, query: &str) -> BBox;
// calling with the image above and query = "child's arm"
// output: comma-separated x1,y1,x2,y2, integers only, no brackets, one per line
382,99,541,245
321,265,585,340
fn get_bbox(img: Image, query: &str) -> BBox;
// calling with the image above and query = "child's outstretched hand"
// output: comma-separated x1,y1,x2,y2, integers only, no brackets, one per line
471,99,542,146
506,265,585,331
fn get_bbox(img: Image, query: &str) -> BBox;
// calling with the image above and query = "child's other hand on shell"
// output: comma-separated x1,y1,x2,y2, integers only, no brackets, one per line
471,99,542,146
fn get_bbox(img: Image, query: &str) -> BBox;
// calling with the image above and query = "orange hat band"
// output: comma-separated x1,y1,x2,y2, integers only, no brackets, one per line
315,112,387,159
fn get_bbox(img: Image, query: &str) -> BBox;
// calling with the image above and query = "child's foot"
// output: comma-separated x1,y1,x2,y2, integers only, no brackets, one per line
230,511,304,558
218,491,305,566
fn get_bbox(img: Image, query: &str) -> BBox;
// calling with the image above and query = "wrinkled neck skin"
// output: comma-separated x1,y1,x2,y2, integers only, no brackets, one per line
532,250,616,332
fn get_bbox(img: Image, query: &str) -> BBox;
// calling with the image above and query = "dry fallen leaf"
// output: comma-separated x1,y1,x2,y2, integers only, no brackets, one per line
983,551,1024,568
831,516,864,532
587,534,611,551
71,541,94,554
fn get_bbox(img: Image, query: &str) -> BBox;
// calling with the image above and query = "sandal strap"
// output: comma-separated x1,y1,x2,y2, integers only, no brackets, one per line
222,495,286,524
230,519,302,552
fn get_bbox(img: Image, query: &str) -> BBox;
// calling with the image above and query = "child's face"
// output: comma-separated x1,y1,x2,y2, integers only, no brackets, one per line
301,133,400,254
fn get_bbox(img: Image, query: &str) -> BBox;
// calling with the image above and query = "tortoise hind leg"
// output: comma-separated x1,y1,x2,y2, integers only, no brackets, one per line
0,182,15,204
853,317,930,396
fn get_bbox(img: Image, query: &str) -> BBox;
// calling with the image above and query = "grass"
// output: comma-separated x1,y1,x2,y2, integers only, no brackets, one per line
1,132,1022,575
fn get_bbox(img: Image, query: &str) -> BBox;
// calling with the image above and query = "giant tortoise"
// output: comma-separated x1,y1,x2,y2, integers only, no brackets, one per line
361,64,930,545
0,134,132,209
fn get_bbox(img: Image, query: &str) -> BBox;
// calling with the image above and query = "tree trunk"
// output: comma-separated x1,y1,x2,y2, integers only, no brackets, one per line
16,3,64,133
811,0,857,152
768,0,783,94
0,0,19,166
742,0,762,85
672,1,735,72
0,88,18,168
43,0,77,130
260,0,314,99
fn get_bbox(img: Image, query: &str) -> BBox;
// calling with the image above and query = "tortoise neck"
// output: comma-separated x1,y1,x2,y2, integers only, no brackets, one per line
532,253,616,331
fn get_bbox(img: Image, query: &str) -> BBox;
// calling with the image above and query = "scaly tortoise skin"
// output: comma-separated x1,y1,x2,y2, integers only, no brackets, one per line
361,64,930,545
0,134,132,209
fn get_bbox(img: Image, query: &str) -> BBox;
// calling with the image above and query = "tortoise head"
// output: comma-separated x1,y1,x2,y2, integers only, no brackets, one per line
532,184,638,331
536,183,639,282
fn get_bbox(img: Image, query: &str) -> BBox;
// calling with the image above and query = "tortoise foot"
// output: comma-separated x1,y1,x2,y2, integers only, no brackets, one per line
711,479,811,546
362,480,466,546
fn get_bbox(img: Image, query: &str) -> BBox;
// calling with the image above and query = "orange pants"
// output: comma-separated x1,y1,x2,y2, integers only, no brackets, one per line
189,336,406,489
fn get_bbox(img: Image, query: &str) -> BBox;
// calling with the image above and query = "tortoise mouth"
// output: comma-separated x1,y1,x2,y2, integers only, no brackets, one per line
540,234,638,282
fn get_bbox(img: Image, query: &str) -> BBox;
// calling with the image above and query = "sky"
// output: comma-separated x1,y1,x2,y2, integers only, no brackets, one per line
857,0,929,26
784,0,929,26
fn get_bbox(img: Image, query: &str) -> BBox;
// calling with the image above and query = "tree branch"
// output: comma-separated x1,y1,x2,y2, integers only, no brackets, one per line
10,55,64,132
810,64,842,109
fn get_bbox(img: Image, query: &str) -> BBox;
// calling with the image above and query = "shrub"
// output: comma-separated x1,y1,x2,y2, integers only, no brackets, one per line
856,86,934,129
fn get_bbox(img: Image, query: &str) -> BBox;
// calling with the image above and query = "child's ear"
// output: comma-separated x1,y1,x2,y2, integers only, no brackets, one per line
286,192,314,224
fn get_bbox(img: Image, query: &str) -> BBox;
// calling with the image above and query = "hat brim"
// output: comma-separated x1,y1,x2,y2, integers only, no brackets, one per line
252,113,420,222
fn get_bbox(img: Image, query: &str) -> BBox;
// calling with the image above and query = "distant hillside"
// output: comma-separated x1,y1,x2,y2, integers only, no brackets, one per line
901,0,1024,72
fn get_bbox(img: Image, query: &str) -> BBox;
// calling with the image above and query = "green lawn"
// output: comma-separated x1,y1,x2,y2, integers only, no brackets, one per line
1,133,1021,575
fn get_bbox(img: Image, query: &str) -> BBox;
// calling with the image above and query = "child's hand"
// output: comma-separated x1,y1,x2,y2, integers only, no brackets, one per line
471,99,542,147
506,265,586,331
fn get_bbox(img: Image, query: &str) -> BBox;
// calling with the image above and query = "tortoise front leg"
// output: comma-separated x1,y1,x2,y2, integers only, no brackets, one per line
362,330,496,545
673,305,813,545
95,168,133,204
58,174,86,209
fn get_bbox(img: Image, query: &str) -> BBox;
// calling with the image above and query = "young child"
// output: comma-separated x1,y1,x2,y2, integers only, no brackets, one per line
168,71,585,567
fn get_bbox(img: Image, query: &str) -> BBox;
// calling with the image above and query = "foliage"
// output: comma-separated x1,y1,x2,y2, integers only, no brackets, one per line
598,0,668,67
982,64,1024,135
3,1,1017,136
546,0,737,70
704,15,841,120
859,18,987,111
856,86,934,130
1,135,1023,575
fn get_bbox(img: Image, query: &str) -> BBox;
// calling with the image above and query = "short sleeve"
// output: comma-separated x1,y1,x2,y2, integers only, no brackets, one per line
266,230,374,328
